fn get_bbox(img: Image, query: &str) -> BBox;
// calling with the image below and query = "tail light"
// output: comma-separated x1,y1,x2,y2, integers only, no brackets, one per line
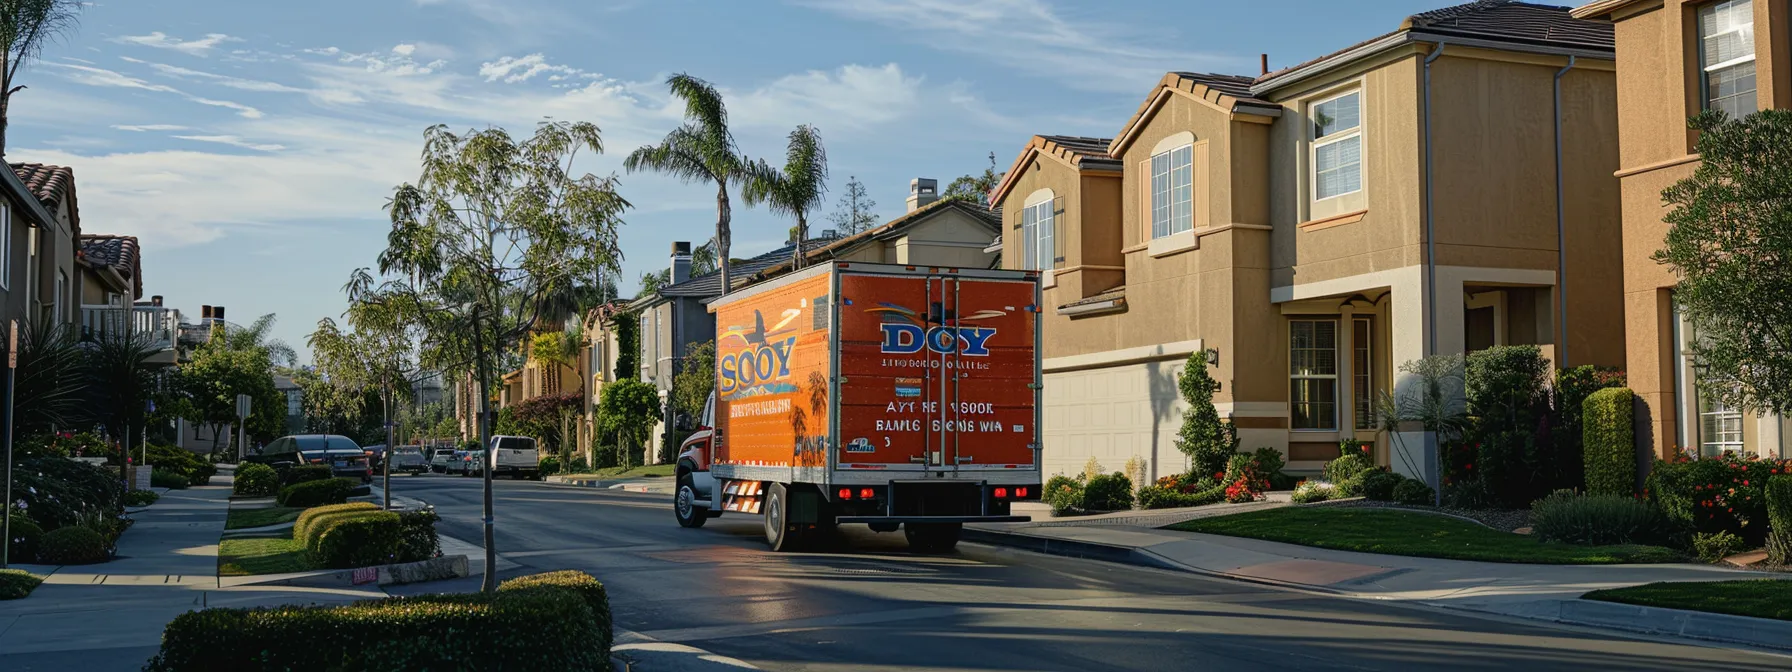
1016,487,1029,498
858,488,874,500
993,487,1009,499
837,487,852,499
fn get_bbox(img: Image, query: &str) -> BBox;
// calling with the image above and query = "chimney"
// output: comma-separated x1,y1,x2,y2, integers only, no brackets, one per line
151,295,163,307
1260,53,1269,76
201,305,213,320
214,306,226,322
907,178,938,213
820,229,839,240
669,241,692,285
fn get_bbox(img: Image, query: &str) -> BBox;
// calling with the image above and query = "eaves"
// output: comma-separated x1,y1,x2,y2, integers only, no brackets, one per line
1251,30,1614,99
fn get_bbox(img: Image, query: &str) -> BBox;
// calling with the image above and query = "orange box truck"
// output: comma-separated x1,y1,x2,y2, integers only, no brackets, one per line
671,261,1042,551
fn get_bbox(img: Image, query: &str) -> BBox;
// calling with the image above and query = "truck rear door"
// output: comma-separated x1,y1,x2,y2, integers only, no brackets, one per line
835,269,1038,475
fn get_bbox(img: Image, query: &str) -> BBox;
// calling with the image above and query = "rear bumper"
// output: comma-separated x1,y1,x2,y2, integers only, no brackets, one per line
836,515,1030,524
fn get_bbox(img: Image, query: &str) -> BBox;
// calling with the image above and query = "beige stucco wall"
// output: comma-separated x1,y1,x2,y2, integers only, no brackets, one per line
891,210,997,268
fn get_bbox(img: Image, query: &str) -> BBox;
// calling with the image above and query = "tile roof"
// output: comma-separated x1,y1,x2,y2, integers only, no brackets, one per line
79,234,142,295
746,198,1001,281
991,134,1120,205
655,236,841,299
1109,71,1281,156
1167,72,1274,107
1255,1,1612,90
9,162,80,237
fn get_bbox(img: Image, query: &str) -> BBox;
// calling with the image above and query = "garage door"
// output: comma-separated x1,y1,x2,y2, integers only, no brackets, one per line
1042,360,1188,483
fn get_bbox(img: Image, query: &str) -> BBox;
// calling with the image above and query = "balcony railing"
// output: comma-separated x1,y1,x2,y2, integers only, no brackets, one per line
80,305,180,352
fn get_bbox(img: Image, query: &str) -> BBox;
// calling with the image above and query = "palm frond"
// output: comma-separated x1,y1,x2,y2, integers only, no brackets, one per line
666,73,729,139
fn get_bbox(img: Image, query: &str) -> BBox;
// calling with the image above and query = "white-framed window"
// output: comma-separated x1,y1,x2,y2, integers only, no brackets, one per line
1149,144,1193,239
1020,199,1054,271
1699,394,1744,456
1699,0,1756,119
1352,317,1374,430
1311,91,1363,201
1290,319,1339,431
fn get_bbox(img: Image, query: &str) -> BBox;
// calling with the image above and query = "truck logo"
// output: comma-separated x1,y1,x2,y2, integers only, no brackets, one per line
719,336,799,394
879,324,996,356
844,437,875,453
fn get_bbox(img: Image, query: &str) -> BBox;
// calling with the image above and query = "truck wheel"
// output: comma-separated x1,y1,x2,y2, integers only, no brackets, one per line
674,473,707,528
904,523,962,553
764,483,804,551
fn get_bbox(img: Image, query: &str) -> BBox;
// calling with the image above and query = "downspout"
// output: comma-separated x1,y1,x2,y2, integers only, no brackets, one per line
1553,55,1576,367
1421,41,1445,507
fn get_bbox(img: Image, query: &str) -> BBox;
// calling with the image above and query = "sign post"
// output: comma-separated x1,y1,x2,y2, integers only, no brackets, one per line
235,394,252,461
3,321,16,568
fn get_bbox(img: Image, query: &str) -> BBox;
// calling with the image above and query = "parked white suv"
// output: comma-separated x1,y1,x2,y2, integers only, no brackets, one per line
479,435,541,480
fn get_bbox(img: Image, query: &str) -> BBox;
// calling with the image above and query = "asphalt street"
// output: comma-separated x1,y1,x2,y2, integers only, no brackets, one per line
382,473,1792,672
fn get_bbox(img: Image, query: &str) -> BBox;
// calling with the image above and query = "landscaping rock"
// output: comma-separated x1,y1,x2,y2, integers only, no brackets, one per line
1724,550,1768,568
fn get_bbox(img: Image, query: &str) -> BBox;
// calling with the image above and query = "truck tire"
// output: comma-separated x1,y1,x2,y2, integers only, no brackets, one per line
904,523,962,553
675,472,707,528
764,483,804,552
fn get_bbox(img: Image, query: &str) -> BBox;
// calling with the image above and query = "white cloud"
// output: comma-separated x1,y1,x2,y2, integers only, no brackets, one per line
112,124,193,132
126,56,309,93
478,54,592,84
44,62,263,117
336,44,447,76
732,64,922,130
171,135,286,152
114,32,242,56
803,0,1240,92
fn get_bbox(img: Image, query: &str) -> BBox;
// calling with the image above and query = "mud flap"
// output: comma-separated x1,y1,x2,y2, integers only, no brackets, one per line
788,487,820,524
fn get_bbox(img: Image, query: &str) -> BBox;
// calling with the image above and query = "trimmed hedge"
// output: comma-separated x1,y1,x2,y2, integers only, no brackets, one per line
1137,484,1226,509
38,526,109,564
1081,472,1134,511
397,510,441,562
5,517,43,563
282,465,334,486
234,463,279,497
293,502,379,542
1323,452,1375,491
1769,475,1792,565
308,511,400,569
1359,470,1404,502
1583,387,1635,497
143,571,612,671
277,478,356,507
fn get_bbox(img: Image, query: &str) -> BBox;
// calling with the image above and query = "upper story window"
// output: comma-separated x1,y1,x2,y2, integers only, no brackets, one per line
1020,197,1054,271
1311,91,1362,201
1150,143,1193,239
1699,0,1756,119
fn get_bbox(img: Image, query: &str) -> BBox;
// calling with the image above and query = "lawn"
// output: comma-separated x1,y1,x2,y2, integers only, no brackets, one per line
225,506,305,530
1169,507,1686,565
218,536,316,576
565,464,677,479
1584,580,1792,621
0,569,42,600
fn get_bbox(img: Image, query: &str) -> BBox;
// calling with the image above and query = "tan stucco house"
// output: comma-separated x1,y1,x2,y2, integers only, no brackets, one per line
1573,0,1790,459
993,0,1626,481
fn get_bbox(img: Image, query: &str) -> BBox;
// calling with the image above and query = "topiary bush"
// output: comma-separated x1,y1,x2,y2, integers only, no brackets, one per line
1530,490,1679,547
5,516,43,563
1583,387,1636,497
37,526,109,564
1768,475,1792,565
1081,473,1134,511
1359,470,1404,502
234,463,279,498
151,469,190,490
396,510,441,563
144,571,611,671
277,478,356,508
1173,351,1238,484
293,502,380,542
1392,478,1435,506
308,511,400,569
282,465,334,487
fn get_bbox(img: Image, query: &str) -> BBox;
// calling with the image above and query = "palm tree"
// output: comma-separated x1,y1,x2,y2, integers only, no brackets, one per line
624,74,747,295
215,313,298,367
743,125,829,269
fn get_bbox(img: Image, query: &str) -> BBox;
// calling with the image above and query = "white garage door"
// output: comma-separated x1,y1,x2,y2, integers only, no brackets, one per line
1042,360,1188,484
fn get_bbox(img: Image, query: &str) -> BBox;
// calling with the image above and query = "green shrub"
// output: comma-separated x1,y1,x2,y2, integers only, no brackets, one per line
1583,387,1636,497
293,502,379,542
396,510,440,563
0,569,42,600
151,469,190,489
12,457,124,533
1552,366,1626,494
1393,479,1435,506
1251,447,1288,488
1081,472,1134,511
1466,346,1551,505
234,463,279,497
568,456,590,473
1137,484,1226,509
37,526,109,564
1693,531,1747,564
1290,480,1337,504
124,489,160,507
1646,452,1780,544
1531,490,1678,547
1768,475,1792,565
146,444,216,487
143,571,611,671
308,511,400,569
1443,478,1500,510
5,517,43,563
1323,452,1375,488
1043,474,1082,515
1359,470,1404,502
282,465,334,486
277,478,356,508
539,456,562,477
1174,352,1238,482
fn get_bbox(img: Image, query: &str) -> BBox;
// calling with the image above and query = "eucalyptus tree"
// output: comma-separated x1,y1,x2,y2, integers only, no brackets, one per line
0,0,80,155
743,125,828,269
348,120,629,592
625,73,747,295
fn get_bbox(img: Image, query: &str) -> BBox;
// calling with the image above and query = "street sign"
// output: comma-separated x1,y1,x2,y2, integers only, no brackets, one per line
236,393,252,419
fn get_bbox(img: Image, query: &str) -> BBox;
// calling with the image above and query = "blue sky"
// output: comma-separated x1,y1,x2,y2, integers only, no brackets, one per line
12,0,1466,361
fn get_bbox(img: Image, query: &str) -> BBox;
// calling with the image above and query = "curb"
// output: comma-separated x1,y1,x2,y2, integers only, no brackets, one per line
221,554,470,589
961,526,1345,596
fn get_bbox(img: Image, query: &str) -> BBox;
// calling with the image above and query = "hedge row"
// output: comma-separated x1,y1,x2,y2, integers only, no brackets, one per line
282,465,334,487
277,478,356,507
144,571,613,671
1583,387,1635,497
293,503,438,569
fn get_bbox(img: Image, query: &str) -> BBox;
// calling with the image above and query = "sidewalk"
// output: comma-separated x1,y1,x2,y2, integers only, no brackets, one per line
965,507,1792,652
0,468,384,671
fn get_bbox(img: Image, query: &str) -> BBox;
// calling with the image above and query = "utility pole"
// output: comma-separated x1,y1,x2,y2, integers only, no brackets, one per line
3,321,16,567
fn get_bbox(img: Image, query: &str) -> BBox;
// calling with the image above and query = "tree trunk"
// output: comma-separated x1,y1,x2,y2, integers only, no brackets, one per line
474,306,498,593
793,212,807,270
716,182,732,296
1,89,11,159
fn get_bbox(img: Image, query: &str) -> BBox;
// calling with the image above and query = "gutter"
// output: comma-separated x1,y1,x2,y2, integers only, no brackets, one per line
1554,55,1576,366
0,165,56,229
1252,30,1611,98
1056,297,1126,317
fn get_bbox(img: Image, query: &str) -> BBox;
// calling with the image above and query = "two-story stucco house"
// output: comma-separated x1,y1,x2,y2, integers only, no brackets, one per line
1572,0,1790,459
994,0,1627,481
